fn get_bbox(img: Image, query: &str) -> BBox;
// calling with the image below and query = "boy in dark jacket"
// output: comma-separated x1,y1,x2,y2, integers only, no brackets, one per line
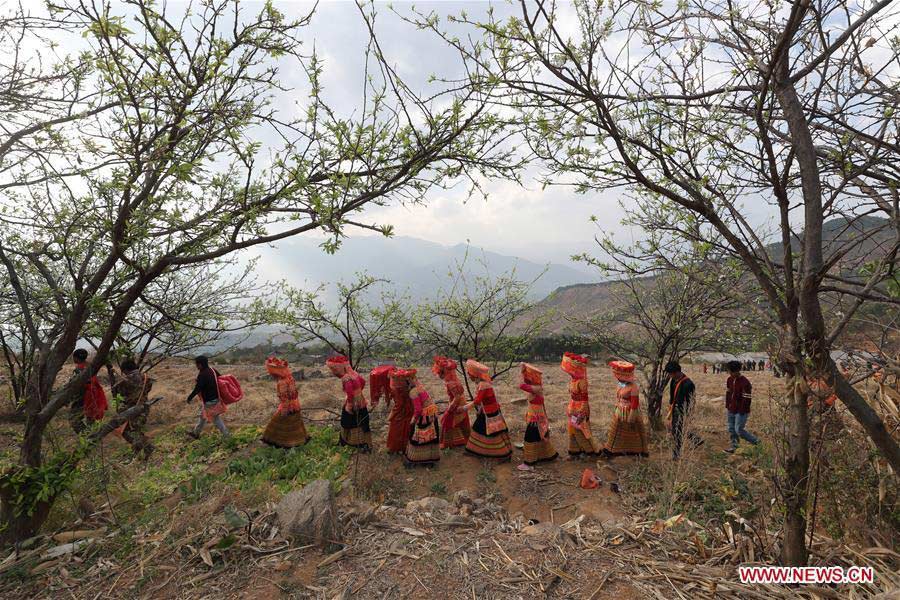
665,361,704,460
186,355,230,439
724,360,759,452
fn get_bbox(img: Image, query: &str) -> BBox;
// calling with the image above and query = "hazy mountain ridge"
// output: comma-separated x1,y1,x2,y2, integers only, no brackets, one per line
267,235,598,302
527,216,894,335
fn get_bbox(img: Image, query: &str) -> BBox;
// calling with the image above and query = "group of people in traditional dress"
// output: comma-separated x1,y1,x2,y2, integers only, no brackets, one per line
248,351,658,468
66,344,764,466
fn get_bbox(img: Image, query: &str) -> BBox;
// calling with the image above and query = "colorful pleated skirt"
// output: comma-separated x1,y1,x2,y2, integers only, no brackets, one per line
262,411,310,449
340,407,371,449
405,418,441,466
604,410,649,456
465,409,512,459
568,422,601,456
440,410,470,449
523,422,558,465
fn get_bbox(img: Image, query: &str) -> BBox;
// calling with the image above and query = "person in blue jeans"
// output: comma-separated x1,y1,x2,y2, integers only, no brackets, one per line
186,355,230,439
724,360,759,452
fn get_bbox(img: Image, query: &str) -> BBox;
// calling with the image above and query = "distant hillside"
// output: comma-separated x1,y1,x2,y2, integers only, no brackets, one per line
526,216,894,335
524,281,619,335
210,236,598,351
259,235,598,302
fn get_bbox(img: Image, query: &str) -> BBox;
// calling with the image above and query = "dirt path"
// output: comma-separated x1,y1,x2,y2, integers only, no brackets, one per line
3,362,787,598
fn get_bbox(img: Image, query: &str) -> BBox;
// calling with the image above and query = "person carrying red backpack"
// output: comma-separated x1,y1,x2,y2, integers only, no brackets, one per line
68,348,108,434
186,355,231,439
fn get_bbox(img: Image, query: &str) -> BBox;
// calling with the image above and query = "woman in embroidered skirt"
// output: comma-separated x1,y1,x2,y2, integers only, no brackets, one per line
403,370,441,467
463,359,513,460
604,360,649,457
262,356,310,448
326,355,370,451
562,352,601,457
519,363,558,468
433,356,470,449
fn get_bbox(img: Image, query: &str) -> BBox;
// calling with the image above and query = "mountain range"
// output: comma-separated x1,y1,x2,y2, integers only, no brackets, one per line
229,216,891,349
259,235,599,302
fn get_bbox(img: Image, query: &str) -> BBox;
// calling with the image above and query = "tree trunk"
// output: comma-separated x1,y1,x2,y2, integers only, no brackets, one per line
1,402,152,545
646,372,666,431
0,474,54,545
781,377,810,566
831,363,900,473
646,389,665,431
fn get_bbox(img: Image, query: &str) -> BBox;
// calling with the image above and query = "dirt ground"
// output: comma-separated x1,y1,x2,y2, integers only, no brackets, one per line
144,360,775,524
5,361,875,599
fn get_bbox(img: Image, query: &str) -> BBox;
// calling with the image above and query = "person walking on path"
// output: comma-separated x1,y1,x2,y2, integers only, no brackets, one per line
327,355,370,451
724,360,759,453
262,356,309,448
403,370,441,467
562,352,601,457
463,359,513,460
665,361,703,459
603,360,649,457
519,362,558,468
112,358,155,459
433,356,470,449
186,355,230,439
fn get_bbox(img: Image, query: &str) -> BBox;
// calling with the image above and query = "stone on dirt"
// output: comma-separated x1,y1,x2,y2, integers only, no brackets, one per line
405,496,450,513
452,489,474,507
276,479,342,552
521,522,576,546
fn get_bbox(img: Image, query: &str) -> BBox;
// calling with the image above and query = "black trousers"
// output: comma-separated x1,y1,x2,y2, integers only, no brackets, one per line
671,401,703,457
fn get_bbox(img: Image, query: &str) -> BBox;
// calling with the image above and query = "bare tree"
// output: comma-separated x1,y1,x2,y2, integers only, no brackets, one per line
411,248,549,398
415,0,899,565
272,274,408,370
89,259,263,370
0,0,517,541
577,248,749,428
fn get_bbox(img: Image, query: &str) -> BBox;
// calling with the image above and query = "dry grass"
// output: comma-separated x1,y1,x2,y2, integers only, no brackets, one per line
0,362,896,598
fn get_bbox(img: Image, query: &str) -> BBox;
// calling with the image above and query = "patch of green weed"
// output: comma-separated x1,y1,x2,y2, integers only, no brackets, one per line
225,426,351,494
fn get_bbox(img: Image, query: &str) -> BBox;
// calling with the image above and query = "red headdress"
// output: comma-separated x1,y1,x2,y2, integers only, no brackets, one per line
266,356,292,379
465,359,491,382
326,354,349,376
608,360,635,382
369,365,396,405
561,352,588,378
431,356,458,377
521,362,543,385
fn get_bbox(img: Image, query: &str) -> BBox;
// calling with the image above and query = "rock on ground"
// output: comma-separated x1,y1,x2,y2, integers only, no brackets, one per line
405,496,451,513
276,479,342,551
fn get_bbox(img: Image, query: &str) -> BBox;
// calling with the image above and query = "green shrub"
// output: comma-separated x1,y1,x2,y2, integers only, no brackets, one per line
225,426,351,494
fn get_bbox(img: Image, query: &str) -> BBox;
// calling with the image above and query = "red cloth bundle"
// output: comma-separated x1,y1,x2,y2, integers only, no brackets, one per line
369,365,396,407
83,377,108,421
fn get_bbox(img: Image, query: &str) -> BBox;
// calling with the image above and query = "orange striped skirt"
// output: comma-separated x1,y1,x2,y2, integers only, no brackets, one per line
465,410,512,459
440,410,470,448
605,411,649,456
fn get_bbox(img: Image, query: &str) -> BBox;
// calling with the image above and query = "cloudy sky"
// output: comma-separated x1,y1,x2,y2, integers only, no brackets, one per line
249,0,631,269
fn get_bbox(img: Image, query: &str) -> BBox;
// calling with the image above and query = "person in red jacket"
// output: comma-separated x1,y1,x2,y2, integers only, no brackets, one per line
724,360,759,453
68,348,108,434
